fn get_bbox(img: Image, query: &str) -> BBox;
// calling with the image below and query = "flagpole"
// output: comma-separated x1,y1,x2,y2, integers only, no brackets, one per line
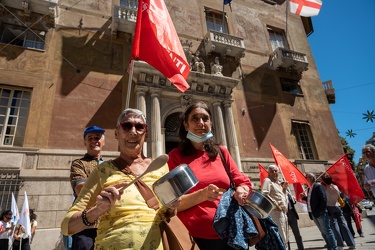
125,59,135,109
285,0,289,41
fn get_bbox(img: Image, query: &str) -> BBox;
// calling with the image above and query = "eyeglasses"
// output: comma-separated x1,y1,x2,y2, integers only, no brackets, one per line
362,150,371,155
119,121,147,133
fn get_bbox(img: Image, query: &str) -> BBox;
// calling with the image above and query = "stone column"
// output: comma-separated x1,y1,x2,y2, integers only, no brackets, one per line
223,99,243,172
135,85,149,156
150,87,163,158
212,99,227,147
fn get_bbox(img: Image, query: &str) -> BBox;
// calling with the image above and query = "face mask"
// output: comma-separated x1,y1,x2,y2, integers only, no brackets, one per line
186,130,213,143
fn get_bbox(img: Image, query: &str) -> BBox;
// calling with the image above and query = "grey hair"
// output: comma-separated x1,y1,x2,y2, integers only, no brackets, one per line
117,108,146,124
306,173,316,181
267,164,278,171
362,144,375,153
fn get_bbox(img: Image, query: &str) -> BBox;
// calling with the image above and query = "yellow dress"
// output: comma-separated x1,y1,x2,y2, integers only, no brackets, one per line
61,160,169,250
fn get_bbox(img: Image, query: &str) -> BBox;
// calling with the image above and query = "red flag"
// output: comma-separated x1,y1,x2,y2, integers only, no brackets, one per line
270,144,310,187
131,0,190,92
289,0,322,17
326,154,365,204
293,183,306,202
258,163,268,187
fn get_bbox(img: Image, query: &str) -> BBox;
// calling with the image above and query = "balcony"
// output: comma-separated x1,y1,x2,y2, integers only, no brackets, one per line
0,0,58,17
269,47,309,75
322,80,335,104
199,30,246,61
113,0,138,34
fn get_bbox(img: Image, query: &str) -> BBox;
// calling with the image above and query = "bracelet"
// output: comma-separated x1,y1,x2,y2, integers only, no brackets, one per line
81,208,97,227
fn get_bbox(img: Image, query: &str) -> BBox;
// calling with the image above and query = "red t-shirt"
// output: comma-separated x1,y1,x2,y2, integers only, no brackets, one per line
168,146,252,239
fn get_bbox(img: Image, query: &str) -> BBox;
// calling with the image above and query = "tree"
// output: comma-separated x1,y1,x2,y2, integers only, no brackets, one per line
340,136,356,169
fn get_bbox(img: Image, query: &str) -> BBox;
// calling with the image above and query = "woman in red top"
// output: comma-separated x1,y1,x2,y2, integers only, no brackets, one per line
168,101,252,250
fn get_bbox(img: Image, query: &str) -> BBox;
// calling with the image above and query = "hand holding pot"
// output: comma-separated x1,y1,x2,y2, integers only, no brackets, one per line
233,185,249,206
203,184,225,201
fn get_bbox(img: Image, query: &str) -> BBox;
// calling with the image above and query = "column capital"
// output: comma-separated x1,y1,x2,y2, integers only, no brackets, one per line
134,85,149,94
223,99,234,107
149,87,162,96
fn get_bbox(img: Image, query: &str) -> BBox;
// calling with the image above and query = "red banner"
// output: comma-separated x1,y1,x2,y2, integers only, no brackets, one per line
293,182,306,202
326,154,365,204
131,0,190,92
258,163,268,187
270,144,310,187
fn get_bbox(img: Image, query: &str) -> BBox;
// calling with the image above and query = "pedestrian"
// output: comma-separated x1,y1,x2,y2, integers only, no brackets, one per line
61,108,180,249
287,193,304,250
168,101,252,250
0,210,13,250
342,196,364,238
362,144,375,197
70,125,105,249
261,164,289,247
321,174,355,249
301,173,338,250
29,209,37,244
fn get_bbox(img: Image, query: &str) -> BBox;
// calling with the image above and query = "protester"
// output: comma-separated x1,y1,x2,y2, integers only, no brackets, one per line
29,209,37,244
342,196,364,238
12,224,29,250
362,144,375,197
61,108,180,249
287,193,304,250
70,125,105,249
301,173,338,250
261,164,289,247
321,174,356,249
168,101,252,250
0,210,13,250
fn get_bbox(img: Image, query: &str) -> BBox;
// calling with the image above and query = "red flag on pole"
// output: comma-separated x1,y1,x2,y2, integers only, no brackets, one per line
131,0,190,92
258,163,268,187
293,182,306,202
270,144,310,187
326,154,365,204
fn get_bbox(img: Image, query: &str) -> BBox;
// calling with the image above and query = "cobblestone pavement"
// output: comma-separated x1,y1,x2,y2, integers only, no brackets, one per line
288,209,375,250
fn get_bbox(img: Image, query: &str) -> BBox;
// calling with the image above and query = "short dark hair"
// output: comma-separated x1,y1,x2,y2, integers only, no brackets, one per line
1,210,12,220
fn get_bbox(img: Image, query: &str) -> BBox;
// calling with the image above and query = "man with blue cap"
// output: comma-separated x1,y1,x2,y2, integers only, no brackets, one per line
69,125,105,250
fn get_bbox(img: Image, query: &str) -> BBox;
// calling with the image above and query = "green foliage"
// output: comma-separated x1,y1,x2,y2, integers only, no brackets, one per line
340,136,356,169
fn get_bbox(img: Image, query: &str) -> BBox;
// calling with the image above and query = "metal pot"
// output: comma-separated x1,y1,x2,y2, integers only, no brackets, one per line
244,190,276,219
152,164,199,206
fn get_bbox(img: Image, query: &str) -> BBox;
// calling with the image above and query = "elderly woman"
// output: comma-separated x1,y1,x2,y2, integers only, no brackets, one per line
61,108,179,250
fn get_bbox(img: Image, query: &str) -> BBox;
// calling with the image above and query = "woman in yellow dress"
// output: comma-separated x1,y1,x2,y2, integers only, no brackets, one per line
61,108,179,249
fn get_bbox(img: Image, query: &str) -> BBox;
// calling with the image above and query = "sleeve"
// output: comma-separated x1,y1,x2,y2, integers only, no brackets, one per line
220,146,252,189
364,167,370,184
61,167,102,236
70,159,86,192
167,148,182,170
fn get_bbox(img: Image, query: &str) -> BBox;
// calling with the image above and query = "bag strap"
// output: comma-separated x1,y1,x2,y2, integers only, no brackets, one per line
112,157,160,210
217,147,236,189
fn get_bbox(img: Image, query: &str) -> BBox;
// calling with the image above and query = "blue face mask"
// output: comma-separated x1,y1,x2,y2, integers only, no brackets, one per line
186,130,213,143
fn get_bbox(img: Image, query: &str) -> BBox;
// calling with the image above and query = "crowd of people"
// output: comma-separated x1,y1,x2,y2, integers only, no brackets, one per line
56,101,373,250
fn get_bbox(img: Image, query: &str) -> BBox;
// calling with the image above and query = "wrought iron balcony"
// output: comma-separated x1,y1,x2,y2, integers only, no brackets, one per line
113,0,138,34
200,30,246,61
322,80,335,104
269,47,309,75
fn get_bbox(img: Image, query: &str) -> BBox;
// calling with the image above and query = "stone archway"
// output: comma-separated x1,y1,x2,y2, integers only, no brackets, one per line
164,112,180,154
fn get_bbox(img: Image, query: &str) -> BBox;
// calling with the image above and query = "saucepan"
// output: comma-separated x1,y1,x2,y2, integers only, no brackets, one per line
153,164,199,206
244,190,276,219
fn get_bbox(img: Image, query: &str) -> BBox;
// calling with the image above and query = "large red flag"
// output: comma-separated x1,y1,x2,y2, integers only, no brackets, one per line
131,0,190,92
326,154,365,204
270,144,310,187
258,163,268,187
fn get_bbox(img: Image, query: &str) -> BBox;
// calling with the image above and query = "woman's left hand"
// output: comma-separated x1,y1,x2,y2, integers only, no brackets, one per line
166,197,181,211
233,186,250,206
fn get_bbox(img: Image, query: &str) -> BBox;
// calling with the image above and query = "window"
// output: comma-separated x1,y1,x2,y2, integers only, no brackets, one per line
205,8,228,33
0,87,31,146
292,121,316,160
268,27,287,51
280,78,302,94
0,23,46,50
0,171,22,211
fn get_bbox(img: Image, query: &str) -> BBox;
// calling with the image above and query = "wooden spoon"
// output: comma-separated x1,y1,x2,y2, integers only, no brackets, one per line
118,154,169,192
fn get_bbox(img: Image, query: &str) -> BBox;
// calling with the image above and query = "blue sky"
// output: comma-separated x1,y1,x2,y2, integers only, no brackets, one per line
307,0,375,163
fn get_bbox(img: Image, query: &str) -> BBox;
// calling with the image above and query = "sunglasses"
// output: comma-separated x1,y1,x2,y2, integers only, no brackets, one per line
119,121,147,133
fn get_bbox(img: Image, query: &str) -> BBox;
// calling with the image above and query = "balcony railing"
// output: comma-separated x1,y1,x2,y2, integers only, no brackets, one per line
0,0,58,17
113,0,138,33
269,47,309,75
322,80,335,104
200,30,245,61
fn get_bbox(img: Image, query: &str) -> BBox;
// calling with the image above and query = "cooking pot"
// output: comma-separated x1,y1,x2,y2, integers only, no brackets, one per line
153,164,199,206
244,190,276,219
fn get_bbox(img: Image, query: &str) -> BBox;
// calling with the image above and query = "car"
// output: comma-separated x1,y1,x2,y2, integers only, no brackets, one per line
360,199,374,210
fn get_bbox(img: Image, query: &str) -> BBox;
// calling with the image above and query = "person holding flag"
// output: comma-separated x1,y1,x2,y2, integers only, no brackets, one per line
261,164,289,247
362,144,375,198
0,210,14,250
12,192,32,250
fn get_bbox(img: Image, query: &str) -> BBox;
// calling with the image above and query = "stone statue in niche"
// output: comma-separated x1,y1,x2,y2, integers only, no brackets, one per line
191,51,205,73
210,57,223,76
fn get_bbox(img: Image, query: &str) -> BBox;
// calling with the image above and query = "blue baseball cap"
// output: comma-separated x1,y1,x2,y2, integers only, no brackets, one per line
83,126,105,138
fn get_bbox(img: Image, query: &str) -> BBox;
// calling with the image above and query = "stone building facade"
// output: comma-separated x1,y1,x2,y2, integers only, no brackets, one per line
0,0,341,248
